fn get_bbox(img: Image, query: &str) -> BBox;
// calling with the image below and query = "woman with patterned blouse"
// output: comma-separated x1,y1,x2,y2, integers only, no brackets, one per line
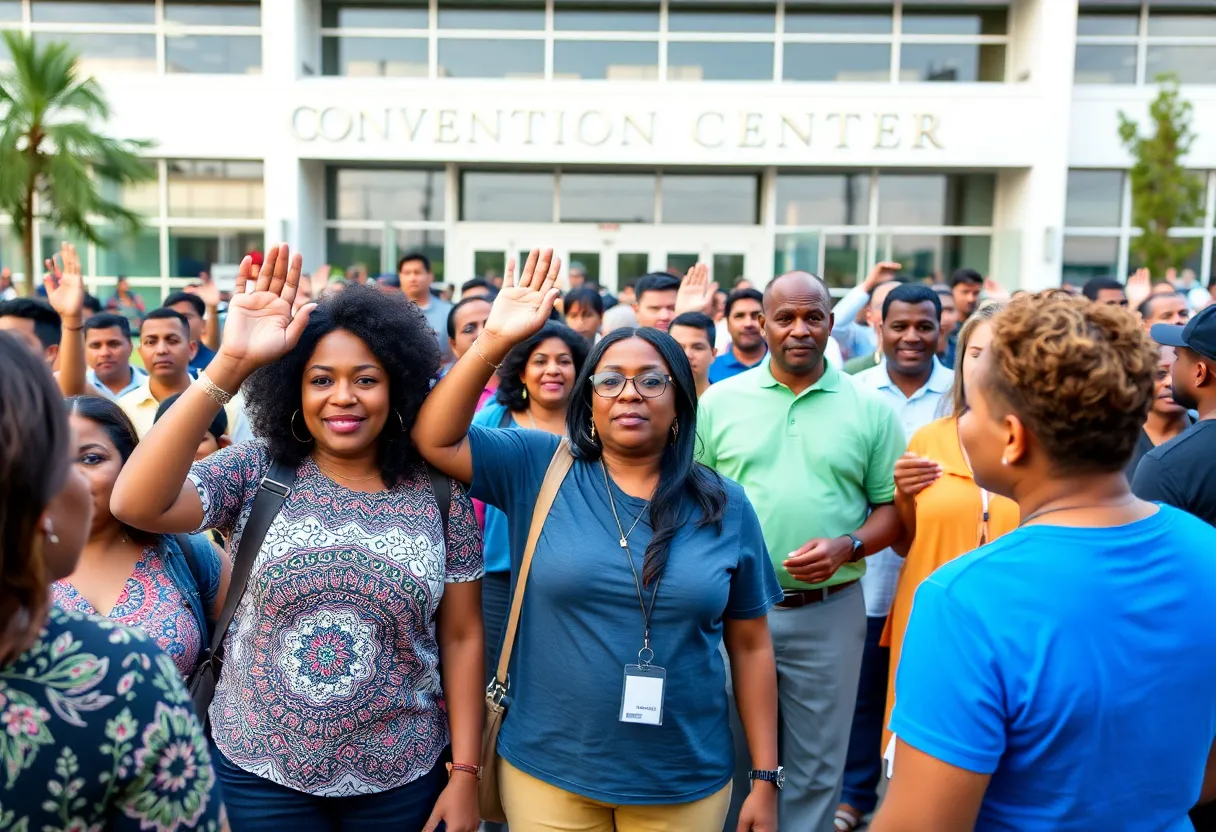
0,331,224,831
112,246,484,832
54,396,228,680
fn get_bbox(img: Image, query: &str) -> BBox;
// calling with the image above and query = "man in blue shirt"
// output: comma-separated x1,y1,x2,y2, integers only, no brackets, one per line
82,313,147,401
709,288,767,383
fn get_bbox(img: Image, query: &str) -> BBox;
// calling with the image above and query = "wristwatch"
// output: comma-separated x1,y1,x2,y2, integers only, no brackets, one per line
846,533,865,561
748,767,785,790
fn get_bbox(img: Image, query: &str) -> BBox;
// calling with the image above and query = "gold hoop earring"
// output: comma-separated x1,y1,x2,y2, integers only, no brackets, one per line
589,419,598,443
671,419,679,445
291,410,312,443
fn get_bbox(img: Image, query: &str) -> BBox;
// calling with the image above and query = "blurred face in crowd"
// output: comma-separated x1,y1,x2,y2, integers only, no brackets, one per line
762,273,832,379
634,289,677,332
462,284,492,300
449,299,491,360
936,292,959,344
569,268,586,288
1150,346,1186,418
618,285,636,305
565,301,602,341
1096,287,1128,308
882,300,940,379
85,326,133,387
727,298,764,353
953,280,983,319
959,320,994,412
1169,346,1212,413
293,275,314,315
522,337,577,411
139,317,194,385
169,300,204,343
1143,294,1190,329
865,282,899,335
398,258,432,303
669,324,713,390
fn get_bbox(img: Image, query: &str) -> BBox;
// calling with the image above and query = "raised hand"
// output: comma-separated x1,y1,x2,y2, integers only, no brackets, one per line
982,277,1010,303
216,244,316,380
43,242,85,322
188,275,222,310
895,453,941,498
1127,268,1151,312
675,262,719,316
863,261,902,292
483,248,561,347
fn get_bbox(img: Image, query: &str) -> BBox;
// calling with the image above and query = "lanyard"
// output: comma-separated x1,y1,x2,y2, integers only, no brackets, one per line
600,461,660,667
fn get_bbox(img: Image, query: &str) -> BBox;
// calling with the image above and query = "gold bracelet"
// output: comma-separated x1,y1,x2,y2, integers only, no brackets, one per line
472,338,502,370
197,370,235,406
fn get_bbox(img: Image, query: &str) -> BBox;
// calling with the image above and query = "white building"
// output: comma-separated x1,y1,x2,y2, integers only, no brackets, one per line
2,0,1216,303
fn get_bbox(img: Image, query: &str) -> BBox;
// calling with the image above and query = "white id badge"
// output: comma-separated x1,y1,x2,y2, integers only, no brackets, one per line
619,664,666,726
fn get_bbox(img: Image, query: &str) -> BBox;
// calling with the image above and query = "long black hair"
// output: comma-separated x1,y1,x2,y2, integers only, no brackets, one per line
566,327,726,586
496,322,590,412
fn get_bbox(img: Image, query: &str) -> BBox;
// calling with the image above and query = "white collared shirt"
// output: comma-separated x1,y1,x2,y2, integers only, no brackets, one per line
118,380,253,443
86,365,147,402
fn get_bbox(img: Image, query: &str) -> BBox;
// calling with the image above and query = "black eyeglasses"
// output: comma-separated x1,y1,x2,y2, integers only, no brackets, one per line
590,371,671,399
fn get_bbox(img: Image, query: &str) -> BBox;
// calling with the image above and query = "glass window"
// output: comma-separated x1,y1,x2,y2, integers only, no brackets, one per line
395,229,446,283
554,3,660,31
322,36,428,76
438,39,544,78
327,168,446,222
774,232,820,280
1077,11,1139,36
889,234,991,281
667,3,774,32
554,40,659,80
776,174,871,226
1147,11,1216,37
35,33,157,73
560,173,655,223
167,160,264,219
168,228,263,278
38,228,89,274
900,9,1006,36
98,227,161,278
713,254,746,287
0,1,20,21
877,174,994,227
824,233,864,288
618,252,649,285
1065,170,1123,227
327,228,383,275
438,2,545,30
666,252,698,274
784,43,890,82
166,35,261,74
98,178,160,216
31,0,155,23
321,2,429,28
661,175,758,224
164,1,261,26
1074,44,1137,84
900,43,1005,83
1062,235,1120,281
784,6,892,34
462,172,555,221
474,251,506,280
667,42,774,81
1145,45,1216,85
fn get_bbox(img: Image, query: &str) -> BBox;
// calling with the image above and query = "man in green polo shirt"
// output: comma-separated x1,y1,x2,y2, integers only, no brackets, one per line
697,271,904,832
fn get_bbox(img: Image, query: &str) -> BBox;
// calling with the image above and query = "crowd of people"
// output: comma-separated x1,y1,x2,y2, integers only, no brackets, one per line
0,239,1214,832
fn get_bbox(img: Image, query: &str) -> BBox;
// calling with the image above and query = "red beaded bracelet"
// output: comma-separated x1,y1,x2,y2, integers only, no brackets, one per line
447,763,482,780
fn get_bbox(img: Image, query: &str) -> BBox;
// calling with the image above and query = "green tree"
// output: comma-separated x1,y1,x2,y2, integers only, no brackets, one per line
0,31,155,295
1118,74,1206,280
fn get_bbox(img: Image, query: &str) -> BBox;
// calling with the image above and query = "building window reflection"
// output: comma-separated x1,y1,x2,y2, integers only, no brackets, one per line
1076,1,1216,85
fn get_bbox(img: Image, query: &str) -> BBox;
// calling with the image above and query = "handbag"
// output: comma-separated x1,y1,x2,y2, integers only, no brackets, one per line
479,440,575,823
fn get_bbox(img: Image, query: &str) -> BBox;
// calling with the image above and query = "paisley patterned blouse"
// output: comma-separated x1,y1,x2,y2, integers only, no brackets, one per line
188,442,483,797
0,606,223,831
53,547,203,680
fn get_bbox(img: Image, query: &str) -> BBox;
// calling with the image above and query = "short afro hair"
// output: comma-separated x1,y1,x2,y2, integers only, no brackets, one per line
496,322,589,412
243,283,441,486
982,291,1156,475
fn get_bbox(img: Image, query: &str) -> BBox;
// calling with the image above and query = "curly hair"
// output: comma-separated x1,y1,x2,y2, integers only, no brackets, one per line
495,322,590,412
983,291,1156,474
243,283,441,487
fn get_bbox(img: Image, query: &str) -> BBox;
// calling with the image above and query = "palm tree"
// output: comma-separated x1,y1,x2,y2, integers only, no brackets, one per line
0,31,155,295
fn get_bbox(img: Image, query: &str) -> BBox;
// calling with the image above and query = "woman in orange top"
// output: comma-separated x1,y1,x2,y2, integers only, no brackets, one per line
881,302,1019,752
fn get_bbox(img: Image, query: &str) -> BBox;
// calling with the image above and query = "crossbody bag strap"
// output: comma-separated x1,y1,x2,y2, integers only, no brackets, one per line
201,458,297,667
426,464,451,541
494,440,575,686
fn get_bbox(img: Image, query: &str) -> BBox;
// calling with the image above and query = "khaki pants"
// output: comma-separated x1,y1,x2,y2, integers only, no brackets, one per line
499,758,733,832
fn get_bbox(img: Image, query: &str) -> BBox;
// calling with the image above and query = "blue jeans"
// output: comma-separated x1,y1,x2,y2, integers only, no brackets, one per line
840,615,890,816
211,743,447,832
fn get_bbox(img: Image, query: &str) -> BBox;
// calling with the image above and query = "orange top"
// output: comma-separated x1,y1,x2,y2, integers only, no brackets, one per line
880,416,1020,752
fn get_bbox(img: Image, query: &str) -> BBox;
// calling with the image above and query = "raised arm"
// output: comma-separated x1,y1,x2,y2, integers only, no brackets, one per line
46,243,87,397
412,248,561,485
111,245,316,533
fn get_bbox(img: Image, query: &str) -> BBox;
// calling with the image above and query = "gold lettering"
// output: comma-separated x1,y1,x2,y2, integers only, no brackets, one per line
470,111,502,144
436,109,459,143
577,111,612,146
357,109,390,143
510,110,545,145
319,107,353,142
913,114,943,149
622,113,656,146
399,109,428,142
693,112,726,148
874,113,900,149
739,112,765,148
825,113,861,149
291,106,319,142
779,114,812,148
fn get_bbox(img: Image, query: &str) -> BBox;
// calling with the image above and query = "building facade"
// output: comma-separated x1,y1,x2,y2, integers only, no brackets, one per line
2,0,1216,303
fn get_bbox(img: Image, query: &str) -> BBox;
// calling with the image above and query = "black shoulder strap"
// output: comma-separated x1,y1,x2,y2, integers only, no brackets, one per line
427,464,451,541
202,459,296,666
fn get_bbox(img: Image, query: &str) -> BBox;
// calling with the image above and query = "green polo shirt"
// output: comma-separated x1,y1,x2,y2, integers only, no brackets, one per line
696,357,903,591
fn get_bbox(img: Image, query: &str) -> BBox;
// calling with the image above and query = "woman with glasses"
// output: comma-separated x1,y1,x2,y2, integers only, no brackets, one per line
414,250,783,832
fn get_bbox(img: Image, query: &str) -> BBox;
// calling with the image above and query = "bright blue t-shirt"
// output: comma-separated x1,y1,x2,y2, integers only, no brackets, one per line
708,349,766,384
467,425,783,805
891,506,1216,831
471,402,517,575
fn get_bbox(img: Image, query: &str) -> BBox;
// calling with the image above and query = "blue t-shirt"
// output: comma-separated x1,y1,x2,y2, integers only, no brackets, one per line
891,506,1216,831
471,401,518,575
467,426,782,805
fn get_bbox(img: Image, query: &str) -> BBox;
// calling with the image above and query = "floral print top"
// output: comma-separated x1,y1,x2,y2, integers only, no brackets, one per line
0,606,223,832
188,442,483,797
52,547,203,680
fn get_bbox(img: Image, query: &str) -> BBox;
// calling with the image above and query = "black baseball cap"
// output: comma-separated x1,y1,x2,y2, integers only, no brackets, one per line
1152,304,1216,362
